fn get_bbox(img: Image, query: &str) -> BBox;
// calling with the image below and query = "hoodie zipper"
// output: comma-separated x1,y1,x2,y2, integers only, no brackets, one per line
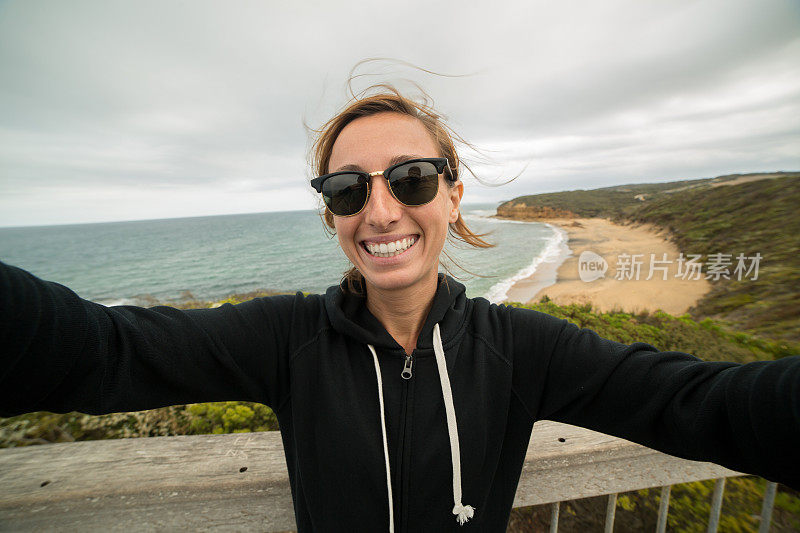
401,354,414,379
397,352,414,532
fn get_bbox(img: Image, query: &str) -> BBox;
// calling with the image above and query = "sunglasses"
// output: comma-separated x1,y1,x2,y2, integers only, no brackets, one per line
310,157,456,217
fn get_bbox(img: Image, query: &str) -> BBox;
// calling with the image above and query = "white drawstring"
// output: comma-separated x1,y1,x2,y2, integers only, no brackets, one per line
367,323,474,531
432,323,475,525
368,343,394,533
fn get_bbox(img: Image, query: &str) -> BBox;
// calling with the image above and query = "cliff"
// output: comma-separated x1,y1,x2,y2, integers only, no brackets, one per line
495,202,578,220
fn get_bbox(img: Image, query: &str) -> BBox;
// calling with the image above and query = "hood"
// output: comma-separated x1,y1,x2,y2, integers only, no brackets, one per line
324,273,469,353
324,273,477,529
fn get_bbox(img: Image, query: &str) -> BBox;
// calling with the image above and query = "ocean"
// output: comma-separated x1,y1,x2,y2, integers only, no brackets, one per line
0,204,563,306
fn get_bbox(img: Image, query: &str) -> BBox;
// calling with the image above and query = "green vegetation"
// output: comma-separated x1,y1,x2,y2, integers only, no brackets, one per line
147,288,290,309
0,401,279,448
186,401,278,434
516,297,798,363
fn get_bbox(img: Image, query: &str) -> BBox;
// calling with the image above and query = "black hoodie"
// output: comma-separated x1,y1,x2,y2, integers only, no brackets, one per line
1,261,799,532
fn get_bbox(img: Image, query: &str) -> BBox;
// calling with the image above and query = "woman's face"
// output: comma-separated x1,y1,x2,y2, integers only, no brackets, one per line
328,112,463,294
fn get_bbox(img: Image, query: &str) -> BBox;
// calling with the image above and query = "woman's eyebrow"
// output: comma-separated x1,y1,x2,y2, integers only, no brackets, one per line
333,155,424,173
334,163,364,172
388,154,424,167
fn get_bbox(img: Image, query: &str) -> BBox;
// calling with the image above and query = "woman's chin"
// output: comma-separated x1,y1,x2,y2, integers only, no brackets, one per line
362,267,436,294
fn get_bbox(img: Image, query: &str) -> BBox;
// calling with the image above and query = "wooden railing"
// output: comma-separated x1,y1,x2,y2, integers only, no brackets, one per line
0,421,778,531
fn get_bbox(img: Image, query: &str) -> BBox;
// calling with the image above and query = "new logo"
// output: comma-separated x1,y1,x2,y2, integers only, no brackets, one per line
578,251,607,282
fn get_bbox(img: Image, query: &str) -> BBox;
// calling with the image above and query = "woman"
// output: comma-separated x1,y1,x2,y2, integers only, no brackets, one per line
1,87,799,532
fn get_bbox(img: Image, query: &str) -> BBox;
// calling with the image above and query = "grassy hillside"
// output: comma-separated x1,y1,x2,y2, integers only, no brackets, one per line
498,172,800,344
496,171,799,219
618,175,800,343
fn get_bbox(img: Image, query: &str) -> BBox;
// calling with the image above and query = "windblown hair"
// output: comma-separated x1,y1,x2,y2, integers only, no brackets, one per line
309,85,493,294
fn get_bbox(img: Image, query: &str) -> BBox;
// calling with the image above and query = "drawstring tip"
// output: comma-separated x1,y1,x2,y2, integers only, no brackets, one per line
453,503,475,525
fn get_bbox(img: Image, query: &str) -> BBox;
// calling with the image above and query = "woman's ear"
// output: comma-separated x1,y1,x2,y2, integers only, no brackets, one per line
448,181,464,223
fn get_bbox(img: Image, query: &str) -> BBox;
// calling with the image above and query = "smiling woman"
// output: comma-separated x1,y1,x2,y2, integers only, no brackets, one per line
0,82,799,533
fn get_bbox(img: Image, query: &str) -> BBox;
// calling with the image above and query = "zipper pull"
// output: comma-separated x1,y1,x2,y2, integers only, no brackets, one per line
401,354,413,380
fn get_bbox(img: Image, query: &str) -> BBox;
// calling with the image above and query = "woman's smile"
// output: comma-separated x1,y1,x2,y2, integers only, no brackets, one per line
360,234,419,259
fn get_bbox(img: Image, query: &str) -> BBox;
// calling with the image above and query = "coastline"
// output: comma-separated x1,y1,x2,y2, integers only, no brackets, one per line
504,217,712,315
483,222,571,304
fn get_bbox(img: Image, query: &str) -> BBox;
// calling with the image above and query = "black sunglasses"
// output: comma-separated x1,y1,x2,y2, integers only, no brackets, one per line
310,157,456,217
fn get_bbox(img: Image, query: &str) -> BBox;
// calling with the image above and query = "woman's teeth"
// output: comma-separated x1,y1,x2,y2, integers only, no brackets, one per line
364,237,416,258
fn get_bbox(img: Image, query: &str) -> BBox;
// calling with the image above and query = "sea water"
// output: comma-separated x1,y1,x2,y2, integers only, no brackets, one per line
0,205,562,306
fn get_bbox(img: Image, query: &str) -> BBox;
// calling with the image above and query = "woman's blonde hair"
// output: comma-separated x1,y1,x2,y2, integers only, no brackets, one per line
309,84,493,294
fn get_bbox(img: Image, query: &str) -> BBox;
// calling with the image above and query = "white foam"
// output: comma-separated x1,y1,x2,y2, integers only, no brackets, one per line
462,213,537,225
97,298,136,307
484,223,570,304
463,209,496,218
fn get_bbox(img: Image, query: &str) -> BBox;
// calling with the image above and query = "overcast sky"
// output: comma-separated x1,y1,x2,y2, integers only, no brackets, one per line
0,0,798,227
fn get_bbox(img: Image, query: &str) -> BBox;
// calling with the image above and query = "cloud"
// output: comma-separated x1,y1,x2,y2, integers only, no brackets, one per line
0,0,798,225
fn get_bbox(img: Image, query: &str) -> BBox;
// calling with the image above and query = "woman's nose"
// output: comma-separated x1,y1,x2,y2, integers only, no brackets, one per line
364,176,402,228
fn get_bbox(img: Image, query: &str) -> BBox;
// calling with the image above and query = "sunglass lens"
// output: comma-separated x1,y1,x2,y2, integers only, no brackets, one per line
322,173,369,216
388,161,439,206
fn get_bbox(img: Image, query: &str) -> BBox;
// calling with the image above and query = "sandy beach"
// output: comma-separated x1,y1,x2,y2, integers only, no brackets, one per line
505,218,711,315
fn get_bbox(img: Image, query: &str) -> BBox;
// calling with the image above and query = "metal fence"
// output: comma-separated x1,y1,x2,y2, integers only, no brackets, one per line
546,479,779,533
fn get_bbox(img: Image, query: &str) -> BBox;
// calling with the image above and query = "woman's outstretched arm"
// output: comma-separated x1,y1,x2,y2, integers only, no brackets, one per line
509,306,800,488
0,260,300,417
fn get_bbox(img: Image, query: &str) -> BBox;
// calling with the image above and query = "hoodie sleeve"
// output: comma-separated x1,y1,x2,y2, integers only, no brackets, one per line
509,306,800,488
0,260,297,417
